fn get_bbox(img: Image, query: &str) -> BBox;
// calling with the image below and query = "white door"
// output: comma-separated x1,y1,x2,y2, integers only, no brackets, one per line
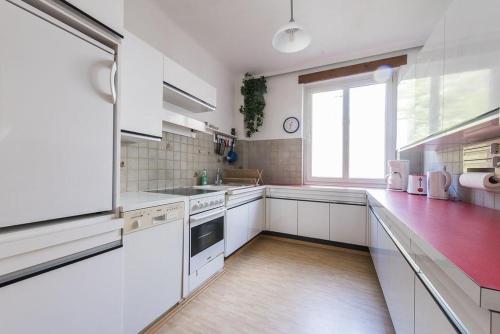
120,32,164,139
298,201,329,240
0,1,114,228
0,249,123,334
415,278,456,334
124,220,183,334
65,0,124,34
225,204,249,256
269,198,298,235
329,204,367,246
248,198,265,240
384,229,415,334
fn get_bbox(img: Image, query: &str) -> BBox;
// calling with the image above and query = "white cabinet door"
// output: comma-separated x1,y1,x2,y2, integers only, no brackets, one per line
443,0,500,129
415,278,456,334
414,16,445,140
120,32,163,139
0,249,123,334
66,0,124,34
0,1,114,227
372,211,415,334
385,231,415,334
298,201,329,240
248,198,265,240
269,199,298,235
164,56,217,107
329,204,367,246
225,204,249,256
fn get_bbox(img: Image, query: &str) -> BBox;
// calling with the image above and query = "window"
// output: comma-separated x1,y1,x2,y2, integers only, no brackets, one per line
304,72,396,185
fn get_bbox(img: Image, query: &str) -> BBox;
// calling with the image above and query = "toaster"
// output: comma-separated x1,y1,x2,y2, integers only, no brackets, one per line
407,175,427,195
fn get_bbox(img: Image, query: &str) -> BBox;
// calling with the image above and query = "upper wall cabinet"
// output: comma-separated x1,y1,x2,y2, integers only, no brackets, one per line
65,0,123,35
396,65,417,148
120,32,164,139
443,0,500,130
163,57,216,113
397,0,500,149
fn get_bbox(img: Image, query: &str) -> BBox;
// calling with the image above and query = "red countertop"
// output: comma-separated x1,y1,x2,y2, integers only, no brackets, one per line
367,189,500,292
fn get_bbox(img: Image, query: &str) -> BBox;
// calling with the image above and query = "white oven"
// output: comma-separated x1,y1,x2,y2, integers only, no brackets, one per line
189,208,225,275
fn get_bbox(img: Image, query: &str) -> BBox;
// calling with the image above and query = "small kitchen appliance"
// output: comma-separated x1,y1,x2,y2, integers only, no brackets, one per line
407,175,427,195
427,168,452,200
386,160,410,191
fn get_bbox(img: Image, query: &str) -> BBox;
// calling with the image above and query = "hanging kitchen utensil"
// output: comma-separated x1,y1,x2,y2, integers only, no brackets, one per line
227,139,238,164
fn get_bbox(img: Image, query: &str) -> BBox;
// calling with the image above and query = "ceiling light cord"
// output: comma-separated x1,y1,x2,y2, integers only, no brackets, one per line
290,0,295,22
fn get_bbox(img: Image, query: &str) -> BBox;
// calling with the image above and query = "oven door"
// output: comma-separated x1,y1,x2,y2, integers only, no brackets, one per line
189,208,225,274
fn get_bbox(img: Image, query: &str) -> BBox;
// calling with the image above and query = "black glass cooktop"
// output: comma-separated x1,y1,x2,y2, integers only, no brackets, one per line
147,188,217,196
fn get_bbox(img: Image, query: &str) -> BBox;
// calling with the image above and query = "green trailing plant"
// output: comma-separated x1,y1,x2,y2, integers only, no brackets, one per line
239,73,267,137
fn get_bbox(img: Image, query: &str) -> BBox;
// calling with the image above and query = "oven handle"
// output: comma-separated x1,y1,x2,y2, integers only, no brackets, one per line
190,208,226,225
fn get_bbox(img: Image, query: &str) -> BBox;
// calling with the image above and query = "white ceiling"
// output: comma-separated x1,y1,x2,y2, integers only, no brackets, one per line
154,0,451,75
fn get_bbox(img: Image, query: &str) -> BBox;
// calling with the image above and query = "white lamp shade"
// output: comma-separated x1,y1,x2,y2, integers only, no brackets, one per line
272,21,311,53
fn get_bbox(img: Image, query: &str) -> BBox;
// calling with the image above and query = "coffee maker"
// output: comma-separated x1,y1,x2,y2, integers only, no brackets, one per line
385,160,409,191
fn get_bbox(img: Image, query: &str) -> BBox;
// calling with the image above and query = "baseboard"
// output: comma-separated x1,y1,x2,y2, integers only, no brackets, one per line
261,231,369,252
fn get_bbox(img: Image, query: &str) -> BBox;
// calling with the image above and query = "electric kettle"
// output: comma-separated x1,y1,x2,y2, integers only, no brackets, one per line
427,167,452,200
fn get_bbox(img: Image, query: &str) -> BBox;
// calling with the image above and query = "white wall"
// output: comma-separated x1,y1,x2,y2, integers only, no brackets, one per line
124,0,236,133
234,48,421,141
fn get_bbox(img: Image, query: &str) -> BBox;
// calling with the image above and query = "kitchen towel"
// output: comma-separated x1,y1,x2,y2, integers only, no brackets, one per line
459,172,500,191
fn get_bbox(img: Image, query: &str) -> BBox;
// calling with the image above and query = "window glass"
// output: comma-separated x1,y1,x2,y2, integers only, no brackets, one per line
349,84,386,179
311,90,343,178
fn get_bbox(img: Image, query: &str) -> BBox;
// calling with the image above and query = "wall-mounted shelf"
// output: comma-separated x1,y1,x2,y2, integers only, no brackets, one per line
399,109,500,152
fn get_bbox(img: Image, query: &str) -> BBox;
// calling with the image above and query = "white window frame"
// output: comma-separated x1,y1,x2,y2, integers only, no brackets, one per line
303,71,398,187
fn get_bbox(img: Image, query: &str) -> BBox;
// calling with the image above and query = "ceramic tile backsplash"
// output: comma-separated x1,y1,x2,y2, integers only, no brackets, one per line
237,138,303,185
120,132,241,192
408,144,500,211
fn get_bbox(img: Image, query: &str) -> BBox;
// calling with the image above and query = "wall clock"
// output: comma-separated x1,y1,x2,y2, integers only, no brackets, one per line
283,116,300,134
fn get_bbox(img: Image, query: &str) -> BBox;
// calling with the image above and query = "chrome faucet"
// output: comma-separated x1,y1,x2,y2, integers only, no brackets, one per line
215,168,223,185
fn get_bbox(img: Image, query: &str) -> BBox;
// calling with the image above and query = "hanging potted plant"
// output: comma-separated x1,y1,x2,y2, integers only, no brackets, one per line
239,73,267,137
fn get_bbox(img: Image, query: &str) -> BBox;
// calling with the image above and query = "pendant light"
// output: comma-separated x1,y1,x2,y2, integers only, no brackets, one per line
272,0,311,53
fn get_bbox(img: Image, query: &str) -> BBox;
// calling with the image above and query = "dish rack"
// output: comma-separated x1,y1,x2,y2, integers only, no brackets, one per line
223,169,263,185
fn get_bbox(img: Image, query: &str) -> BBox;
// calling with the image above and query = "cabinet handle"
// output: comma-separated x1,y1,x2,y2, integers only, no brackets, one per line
110,61,117,104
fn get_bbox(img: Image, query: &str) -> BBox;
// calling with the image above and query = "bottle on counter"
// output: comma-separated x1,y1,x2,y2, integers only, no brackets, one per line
200,169,208,185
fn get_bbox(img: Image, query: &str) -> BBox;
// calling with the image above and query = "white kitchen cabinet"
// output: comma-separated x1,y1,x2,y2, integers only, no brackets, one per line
415,278,456,334
297,201,329,240
66,0,123,34
120,32,164,139
329,204,367,246
269,199,298,235
415,16,445,139
225,204,249,256
443,0,500,130
163,56,217,108
370,208,414,334
248,198,265,240
396,64,417,149
0,249,123,334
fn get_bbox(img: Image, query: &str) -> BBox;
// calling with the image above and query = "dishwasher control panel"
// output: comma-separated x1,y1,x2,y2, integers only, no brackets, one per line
122,202,185,234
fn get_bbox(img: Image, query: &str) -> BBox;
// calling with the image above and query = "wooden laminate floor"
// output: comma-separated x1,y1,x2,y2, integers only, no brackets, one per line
155,236,395,334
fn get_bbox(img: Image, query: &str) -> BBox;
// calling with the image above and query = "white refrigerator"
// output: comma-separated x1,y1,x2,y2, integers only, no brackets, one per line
0,0,115,228
0,1,123,333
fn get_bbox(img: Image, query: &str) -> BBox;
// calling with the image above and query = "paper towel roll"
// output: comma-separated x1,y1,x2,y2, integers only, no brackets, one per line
459,172,500,191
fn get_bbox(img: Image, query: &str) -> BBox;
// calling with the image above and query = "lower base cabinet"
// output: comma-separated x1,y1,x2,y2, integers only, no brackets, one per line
269,198,298,235
369,205,457,334
415,278,456,334
225,198,265,257
330,204,367,246
248,198,265,240
225,204,250,256
298,201,329,239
